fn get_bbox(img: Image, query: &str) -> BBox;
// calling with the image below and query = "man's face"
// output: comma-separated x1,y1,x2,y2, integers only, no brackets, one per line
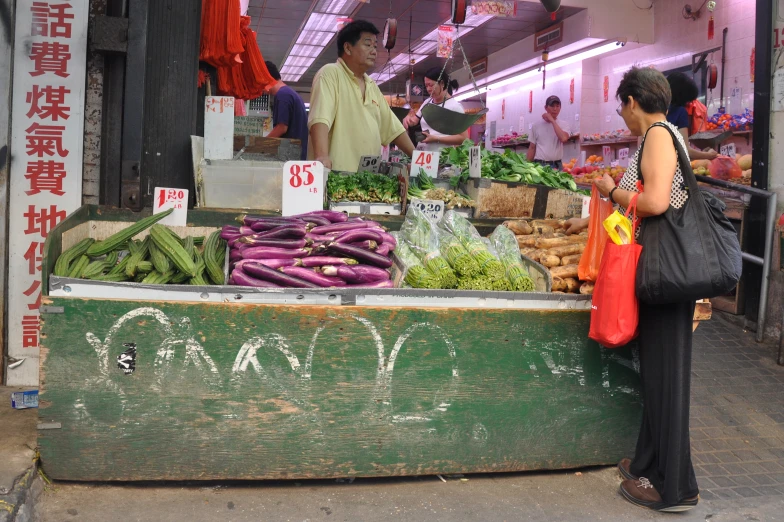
546,102,561,119
345,32,378,71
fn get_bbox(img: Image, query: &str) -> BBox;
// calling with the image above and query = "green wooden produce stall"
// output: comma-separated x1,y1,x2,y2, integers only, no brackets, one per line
38,205,642,481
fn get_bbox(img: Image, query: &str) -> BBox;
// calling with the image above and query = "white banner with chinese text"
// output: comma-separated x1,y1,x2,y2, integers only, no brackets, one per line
7,0,89,385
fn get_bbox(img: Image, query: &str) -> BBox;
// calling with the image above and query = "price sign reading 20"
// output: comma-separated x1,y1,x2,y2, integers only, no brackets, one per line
288,163,315,188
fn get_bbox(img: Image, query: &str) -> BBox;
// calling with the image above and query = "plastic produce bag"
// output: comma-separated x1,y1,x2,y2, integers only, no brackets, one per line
603,210,634,245
441,211,506,281
578,184,614,282
400,206,458,288
391,235,440,289
489,225,535,292
708,156,742,180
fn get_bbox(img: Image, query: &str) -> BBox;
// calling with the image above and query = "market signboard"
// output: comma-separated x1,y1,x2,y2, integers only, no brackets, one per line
7,0,89,385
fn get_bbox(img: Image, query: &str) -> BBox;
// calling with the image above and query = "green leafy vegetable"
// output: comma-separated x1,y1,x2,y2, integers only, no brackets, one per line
327,171,401,203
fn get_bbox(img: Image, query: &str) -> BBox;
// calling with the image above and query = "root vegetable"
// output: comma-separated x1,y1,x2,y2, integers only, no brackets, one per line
546,244,586,258
535,236,587,249
580,282,595,295
540,255,562,268
503,220,533,235
564,277,580,293
561,254,582,266
532,219,565,230
551,277,567,292
517,236,537,248
532,225,555,236
550,264,579,280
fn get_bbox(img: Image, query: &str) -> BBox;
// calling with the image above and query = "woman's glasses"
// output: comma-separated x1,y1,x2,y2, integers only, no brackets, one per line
616,103,623,116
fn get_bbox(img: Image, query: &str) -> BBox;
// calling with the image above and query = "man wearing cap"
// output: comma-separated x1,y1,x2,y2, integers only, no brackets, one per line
526,95,570,170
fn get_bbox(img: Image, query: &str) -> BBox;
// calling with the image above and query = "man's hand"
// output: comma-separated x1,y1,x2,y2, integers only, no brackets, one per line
564,217,589,235
542,112,555,123
594,173,616,198
421,131,437,144
403,113,418,130
316,155,333,170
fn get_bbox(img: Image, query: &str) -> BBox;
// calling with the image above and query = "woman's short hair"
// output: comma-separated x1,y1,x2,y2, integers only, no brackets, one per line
667,72,699,107
616,66,672,115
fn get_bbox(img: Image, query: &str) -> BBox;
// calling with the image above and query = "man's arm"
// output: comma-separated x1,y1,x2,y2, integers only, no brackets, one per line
526,143,537,162
392,131,415,158
310,123,332,169
551,120,570,143
266,123,289,139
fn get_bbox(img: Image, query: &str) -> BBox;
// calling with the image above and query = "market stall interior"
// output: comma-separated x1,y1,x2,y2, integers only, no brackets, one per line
31,0,780,482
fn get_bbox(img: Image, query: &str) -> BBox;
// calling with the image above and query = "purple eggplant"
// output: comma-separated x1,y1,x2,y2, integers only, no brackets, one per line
334,228,384,244
239,226,256,236
348,240,378,250
297,214,331,227
376,243,394,257
377,232,397,247
304,233,333,242
231,268,282,288
221,227,242,240
296,210,349,223
324,241,393,268
229,249,243,262
346,280,394,288
311,221,382,235
320,265,390,284
238,214,302,226
279,266,347,287
241,246,311,259
243,262,318,288
237,237,308,249
236,258,297,270
297,256,359,268
250,225,308,240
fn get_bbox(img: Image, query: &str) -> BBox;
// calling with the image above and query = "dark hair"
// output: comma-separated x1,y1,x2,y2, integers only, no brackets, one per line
424,67,459,95
265,61,281,81
616,66,671,115
667,72,699,107
337,20,379,57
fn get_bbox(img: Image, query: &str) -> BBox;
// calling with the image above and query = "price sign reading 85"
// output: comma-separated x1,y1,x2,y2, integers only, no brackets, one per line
410,150,440,178
282,161,324,216
153,187,188,226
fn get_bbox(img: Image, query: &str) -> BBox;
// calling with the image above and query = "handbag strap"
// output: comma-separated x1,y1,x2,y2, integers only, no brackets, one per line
635,122,702,198
623,192,640,239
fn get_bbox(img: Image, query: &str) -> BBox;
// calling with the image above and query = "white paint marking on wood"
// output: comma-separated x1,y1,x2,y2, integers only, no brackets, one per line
352,316,386,374
232,335,302,375
391,415,432,423
304,326,325,380
184,338,220,375
540,353,560,375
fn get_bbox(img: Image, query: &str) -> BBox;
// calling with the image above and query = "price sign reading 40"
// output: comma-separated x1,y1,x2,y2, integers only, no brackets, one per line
410,150,440,178
282,161,324,216
153,187,189,227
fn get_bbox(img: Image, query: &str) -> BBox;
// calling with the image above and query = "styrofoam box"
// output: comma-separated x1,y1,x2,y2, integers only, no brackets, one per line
200,159,285,210
329,201,402,215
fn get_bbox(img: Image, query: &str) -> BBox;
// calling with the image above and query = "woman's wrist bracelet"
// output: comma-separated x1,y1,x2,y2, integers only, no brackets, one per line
609,186,619,204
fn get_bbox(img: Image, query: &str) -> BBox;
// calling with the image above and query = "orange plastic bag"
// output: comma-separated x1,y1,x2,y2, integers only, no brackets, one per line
708,156,742,180
578,184,614,282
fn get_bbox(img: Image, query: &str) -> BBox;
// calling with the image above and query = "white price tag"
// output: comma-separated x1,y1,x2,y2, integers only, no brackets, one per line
410,198,445,223
380,145,390,162
581,195,591,219
602,146,612,161
410,150,440,178
610,160,620,167
358,155,382,173
282,161,324,216
618,148,630,160
153,187,188,227
469,146,481,178
720,143,737,158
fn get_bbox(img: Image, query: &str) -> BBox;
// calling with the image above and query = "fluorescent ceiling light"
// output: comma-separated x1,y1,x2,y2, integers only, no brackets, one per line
412,41,437,54
296,30,335,46
285,56,317,68
453,41,619,102
304,13,340,32
315,0,354,15
290,44,323,58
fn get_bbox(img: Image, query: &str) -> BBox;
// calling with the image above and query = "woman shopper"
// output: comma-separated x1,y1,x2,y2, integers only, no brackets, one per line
666,72,718,161
403,68,468,151
592,66,700,513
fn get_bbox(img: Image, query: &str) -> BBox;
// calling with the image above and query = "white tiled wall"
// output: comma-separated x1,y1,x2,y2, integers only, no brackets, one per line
596,0,757,134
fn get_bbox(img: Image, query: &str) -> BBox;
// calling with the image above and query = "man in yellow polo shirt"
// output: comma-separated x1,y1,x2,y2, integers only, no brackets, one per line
308,20,415,172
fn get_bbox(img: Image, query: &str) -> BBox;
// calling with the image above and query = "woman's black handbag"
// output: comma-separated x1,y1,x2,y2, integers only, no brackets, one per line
635,123,742,304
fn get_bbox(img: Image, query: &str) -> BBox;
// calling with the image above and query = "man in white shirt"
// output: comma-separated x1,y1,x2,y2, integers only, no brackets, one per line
526,95,570,170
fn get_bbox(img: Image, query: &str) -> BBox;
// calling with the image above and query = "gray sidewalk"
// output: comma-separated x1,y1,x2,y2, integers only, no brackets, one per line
23,314,784,521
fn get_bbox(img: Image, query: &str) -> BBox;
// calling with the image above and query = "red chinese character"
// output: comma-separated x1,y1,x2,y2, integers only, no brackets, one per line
26,85,71,121
27,292,42,311
22,315,39,348
23,242,44,274
23,280,42,298
25,161,67,196
25,123,68,157
29,42,71,78
31,2,74,38
23,204,65,238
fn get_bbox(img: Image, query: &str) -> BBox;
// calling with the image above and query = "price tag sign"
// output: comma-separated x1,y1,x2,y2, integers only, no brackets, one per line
581,195,591,219
469,146,481,178
410,198,445,222
610,160,620,167
282,161,324,216
380,145,390,162
358,155,381,173
410,150,440,178
720,142,737,158
618,147,630,167
153,187,188,226
602,146,612,161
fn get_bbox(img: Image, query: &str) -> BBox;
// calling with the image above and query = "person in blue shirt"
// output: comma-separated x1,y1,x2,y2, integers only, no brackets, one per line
666,72,717,161
264,61,309,160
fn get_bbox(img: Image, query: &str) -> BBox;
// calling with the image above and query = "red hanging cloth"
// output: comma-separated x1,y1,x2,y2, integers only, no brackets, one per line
217,16,275,99
200,0,244,67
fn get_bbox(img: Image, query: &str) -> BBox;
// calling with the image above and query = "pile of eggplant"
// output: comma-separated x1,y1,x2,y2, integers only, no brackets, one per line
224,211,396,289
